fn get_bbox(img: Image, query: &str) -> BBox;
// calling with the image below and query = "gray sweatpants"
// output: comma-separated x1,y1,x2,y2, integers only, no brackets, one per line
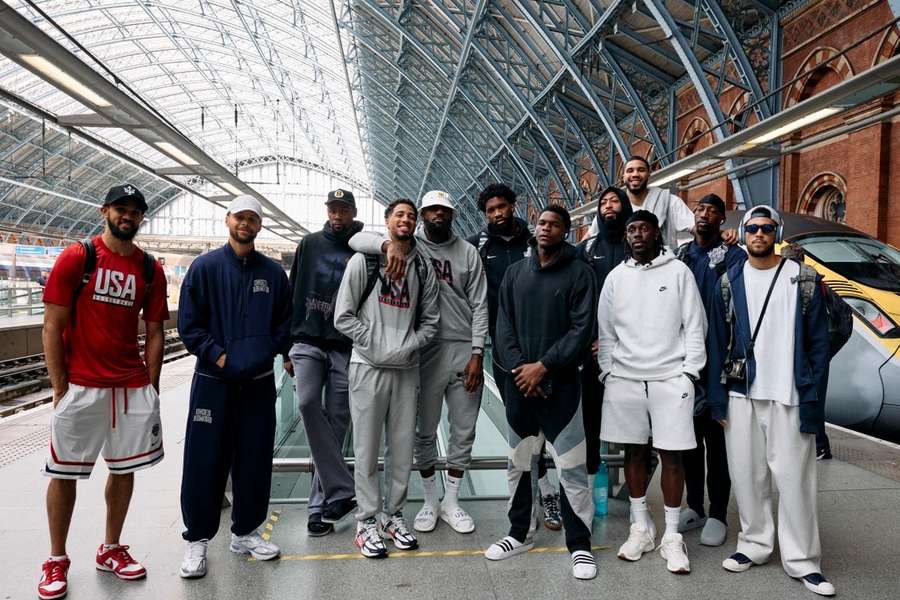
289,342,355,513
349,362,420,520
415,341,482,472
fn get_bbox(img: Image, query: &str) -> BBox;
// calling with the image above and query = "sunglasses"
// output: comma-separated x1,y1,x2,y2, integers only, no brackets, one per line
745,223,776,234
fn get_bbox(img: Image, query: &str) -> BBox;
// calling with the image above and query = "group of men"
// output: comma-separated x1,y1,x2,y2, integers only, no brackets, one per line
35,153,836,599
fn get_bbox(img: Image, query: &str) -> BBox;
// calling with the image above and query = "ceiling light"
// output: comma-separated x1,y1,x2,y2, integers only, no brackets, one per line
19,54,112,108
747,107,841,145
154,142,199,166
218,182,243,196
652,168,696,186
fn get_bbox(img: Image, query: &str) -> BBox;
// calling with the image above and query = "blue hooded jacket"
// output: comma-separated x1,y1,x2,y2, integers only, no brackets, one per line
178,243,292,381
706,259,830,433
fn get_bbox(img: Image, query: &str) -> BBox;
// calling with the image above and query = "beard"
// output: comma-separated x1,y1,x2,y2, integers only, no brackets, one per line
626,179,648,194
229,228,257,244
108,216,139,241
424,219,451,241
747,243,775,258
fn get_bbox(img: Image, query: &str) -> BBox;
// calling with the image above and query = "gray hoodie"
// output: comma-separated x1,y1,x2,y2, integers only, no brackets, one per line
350,230,489,348
334,243,440,368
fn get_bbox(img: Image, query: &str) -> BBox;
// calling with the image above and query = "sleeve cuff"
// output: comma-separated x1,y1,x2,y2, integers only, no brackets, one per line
204,343,225,365
471,335,486,349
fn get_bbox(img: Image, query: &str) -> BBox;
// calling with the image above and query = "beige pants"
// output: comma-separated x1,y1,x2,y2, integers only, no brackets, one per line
724,395,821,577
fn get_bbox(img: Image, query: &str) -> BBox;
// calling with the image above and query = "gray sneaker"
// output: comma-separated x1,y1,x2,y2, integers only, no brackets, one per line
180,540,208,579
229,531,280,561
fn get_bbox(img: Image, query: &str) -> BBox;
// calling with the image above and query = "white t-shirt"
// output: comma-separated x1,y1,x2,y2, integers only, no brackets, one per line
734,260,801,405
630,187,695,250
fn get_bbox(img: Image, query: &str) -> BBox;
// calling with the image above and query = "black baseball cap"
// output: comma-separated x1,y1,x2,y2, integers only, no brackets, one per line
326,189,356,208
697,193,726,216
626,209,659,228
104,184,148,212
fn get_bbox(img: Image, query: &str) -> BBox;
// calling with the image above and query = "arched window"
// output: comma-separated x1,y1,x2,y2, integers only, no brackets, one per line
798,173,848,224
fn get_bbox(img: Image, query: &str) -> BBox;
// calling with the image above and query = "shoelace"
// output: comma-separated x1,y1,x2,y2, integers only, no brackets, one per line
391,515,412,537
105,545,138,568
544,495,560,516
186,541,208,562
657,537,687,554
42,560,66,582
363,522,381,545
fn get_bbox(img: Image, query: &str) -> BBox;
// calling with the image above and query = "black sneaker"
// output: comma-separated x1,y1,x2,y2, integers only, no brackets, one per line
540,493,562,531
307,513,334,537
322,497,357,524
816,448,832,461
801,573,835,596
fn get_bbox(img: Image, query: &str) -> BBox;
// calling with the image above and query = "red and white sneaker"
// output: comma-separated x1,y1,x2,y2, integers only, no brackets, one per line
95,544,147,580
37,557,70,600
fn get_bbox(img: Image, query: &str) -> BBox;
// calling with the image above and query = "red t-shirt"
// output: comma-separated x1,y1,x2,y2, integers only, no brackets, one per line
43,236,170,388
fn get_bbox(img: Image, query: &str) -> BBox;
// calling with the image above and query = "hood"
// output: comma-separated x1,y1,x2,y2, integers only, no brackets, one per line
486,217,531,241
594,186,634,240
623,250,676,270
527,238,577,271
323,219,364,241
416,228,458,249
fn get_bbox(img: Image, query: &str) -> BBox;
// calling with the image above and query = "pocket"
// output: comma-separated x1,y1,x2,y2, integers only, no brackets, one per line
224,336,276,378
54,386,76,412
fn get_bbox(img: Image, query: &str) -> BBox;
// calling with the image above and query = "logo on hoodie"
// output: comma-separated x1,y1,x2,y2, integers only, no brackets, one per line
430,258,454,285
253,279,270,294
379,279,411,309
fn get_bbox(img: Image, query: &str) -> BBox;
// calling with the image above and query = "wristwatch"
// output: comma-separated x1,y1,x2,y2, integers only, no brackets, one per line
471,347,484,356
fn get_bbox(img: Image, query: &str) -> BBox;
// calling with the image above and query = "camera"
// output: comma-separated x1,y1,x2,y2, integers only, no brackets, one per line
722,357,747,385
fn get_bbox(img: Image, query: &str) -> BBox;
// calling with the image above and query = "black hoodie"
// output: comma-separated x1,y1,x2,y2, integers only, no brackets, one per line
576,187,634,293
466,217,531,340
289,220,364,349
495,239,596,376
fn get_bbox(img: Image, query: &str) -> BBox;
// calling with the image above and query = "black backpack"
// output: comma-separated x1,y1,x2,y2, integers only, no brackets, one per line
357,253,429,327
71,238,157,320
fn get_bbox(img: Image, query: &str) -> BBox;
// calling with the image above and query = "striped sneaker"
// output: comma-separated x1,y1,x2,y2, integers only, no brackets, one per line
95,544,146,580
484,536,533,560
355,518,388,558
571,550,598,580
380,511,418,550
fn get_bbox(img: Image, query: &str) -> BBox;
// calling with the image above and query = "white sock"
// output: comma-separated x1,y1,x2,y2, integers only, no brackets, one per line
664,505,681,536
422,474,438,507
538,475,555,497
49,554,67,561
630,496,652,531
102,544,118,550
444,475,462,507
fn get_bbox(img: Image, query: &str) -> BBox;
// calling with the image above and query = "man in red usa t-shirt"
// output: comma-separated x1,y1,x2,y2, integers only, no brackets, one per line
37,184,168,600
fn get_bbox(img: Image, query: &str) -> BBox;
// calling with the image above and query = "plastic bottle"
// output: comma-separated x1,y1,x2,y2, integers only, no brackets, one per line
593,461,608,518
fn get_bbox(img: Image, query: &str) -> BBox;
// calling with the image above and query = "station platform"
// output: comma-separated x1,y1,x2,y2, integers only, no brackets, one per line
2,356,899,599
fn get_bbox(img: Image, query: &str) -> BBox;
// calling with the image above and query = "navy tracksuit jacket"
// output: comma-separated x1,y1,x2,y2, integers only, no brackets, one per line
177,243,292,541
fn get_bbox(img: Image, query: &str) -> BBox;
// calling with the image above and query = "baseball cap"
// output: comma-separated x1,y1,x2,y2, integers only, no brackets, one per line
104,184,148,212
697,193,726,216
326,189,356,208
227,194,262,218
420,190,454,213
625,209,659,228
741,205,782,229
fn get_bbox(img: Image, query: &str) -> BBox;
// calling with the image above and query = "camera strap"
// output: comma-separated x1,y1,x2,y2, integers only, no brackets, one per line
747,258,786,356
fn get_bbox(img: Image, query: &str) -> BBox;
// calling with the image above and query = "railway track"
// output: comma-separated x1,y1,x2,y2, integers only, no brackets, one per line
0,329,189,418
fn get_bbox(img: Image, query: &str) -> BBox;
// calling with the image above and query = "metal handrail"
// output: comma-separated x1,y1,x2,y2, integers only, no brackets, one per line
272,453,625,473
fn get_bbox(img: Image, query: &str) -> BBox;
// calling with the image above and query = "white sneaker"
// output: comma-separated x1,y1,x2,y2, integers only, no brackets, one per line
229,531,280,561
380,511,418,551
414,503,439,532
801,573,836,596
617,523,656,561
658,532,691,574
484,536,533,561
571,550,597,580
180,540,208,579
440,504,475,534
677,508,707,533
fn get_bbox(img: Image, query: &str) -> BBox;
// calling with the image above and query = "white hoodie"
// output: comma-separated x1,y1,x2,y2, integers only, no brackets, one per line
597,251,707,381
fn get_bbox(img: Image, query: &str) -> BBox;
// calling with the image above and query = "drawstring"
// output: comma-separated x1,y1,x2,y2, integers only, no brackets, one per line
110,388,130,430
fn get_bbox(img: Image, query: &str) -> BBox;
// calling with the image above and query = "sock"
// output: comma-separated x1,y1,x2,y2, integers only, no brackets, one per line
422,474,438,507
444,475,461,507
630,496,652,531
538,475,555,497
664,505,681,536
102,544,119,551
49,555,67,561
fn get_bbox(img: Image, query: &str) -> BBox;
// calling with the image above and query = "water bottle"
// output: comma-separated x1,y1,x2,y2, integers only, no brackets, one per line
593,461,609,518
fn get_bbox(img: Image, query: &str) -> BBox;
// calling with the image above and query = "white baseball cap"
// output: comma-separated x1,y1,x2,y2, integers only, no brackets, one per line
420,190,454,213
227,194,262,219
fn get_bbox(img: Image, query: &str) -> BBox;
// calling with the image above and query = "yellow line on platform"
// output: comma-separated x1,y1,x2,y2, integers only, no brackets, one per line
254,545,610,562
